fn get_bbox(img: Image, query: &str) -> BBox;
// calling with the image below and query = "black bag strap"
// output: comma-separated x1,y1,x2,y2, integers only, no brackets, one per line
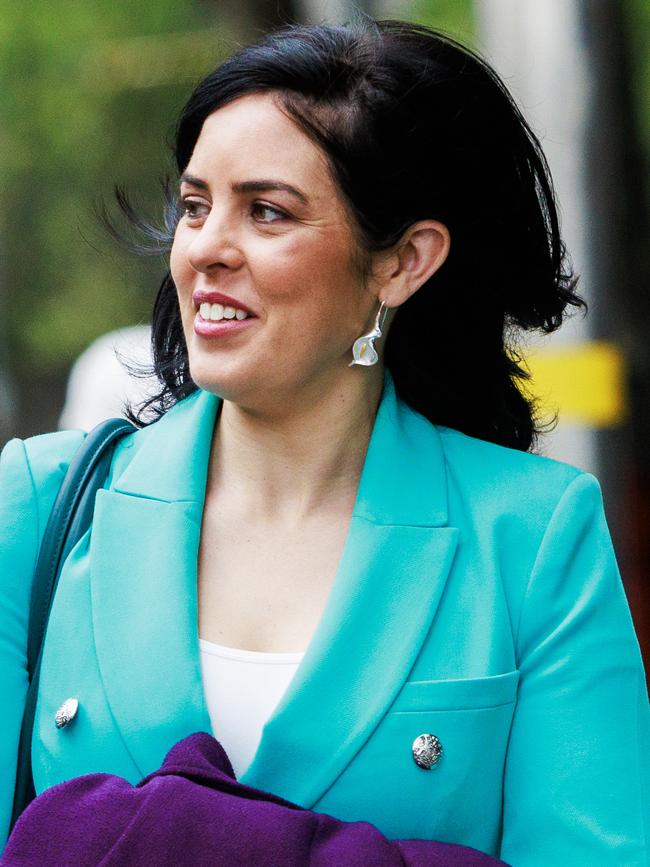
10,417,136,833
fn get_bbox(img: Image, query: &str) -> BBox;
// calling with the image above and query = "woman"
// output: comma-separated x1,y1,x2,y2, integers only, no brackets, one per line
1,19,648,864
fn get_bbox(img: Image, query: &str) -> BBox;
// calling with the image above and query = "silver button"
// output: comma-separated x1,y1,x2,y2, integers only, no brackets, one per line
54,698,79,729
412,733,442,769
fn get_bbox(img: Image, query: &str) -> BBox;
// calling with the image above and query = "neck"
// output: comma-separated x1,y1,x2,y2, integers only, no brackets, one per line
206,368,385,525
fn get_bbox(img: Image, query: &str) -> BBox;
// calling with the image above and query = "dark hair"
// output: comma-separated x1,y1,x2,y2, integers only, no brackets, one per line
125,17,584,451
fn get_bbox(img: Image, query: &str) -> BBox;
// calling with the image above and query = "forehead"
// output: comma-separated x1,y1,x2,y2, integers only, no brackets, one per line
186,93,333,192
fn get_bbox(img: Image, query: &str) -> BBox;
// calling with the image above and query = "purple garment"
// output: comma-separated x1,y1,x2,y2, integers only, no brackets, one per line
3,733,509,866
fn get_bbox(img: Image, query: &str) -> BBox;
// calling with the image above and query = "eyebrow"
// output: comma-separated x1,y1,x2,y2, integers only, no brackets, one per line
180,173,309,205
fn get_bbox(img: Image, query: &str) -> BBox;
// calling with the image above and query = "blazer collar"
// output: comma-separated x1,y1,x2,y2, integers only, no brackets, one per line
110,369,449,527
110,387,218,504
90,368,457,807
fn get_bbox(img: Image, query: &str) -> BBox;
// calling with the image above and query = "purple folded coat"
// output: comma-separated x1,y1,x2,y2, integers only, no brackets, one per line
3,732,509,866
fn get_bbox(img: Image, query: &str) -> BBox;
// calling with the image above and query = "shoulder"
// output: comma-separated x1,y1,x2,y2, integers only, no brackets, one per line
0,430,87,540
438,424,584,487
436,423,592,519
0,431,88,650
1,428,87,488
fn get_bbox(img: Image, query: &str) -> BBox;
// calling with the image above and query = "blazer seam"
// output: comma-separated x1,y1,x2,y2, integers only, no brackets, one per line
633,668,649,857
20,439,41,584
391,699,516,713
350,512,441,529
108,489,198,506
512,471,588,658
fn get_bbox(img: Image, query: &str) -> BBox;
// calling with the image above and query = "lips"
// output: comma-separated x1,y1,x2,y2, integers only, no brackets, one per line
194,313,255,338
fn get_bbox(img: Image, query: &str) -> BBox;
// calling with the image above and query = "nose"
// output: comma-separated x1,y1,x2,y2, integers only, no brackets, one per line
185,208,245,274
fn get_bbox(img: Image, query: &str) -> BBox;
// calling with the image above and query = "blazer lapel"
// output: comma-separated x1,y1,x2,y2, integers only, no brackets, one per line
90,389,219,776
91,371,458,807
239,372,459,807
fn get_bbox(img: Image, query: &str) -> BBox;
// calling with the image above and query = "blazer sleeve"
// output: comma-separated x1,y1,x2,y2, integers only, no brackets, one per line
0,432,84,852
500,472,650,866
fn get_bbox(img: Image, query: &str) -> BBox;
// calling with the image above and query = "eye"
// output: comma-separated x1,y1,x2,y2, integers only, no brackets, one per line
178,196,209,221
250,202,288,223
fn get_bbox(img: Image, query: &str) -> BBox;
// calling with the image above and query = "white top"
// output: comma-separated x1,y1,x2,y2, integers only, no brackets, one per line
198,638,304,779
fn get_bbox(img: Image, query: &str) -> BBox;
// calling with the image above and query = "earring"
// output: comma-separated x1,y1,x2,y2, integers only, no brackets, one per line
348,301,388,367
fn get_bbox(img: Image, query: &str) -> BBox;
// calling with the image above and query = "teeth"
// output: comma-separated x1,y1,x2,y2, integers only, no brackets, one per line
210,303,224,321
198,302,250,322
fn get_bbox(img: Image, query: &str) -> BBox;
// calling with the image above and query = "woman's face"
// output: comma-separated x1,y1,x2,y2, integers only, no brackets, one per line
170,92,379,406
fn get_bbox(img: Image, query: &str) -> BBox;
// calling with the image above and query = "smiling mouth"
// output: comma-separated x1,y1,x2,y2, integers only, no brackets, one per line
198,301,253,322
193,305,256,339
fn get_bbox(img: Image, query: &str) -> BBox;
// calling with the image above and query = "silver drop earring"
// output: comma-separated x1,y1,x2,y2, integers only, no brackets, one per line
349,301,388,367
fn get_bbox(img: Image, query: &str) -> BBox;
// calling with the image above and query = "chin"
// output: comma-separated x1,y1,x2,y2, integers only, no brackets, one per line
188,355,272,405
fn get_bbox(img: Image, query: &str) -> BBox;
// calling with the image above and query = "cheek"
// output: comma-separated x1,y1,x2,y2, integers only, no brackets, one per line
254,233,359,313
258,246,366,364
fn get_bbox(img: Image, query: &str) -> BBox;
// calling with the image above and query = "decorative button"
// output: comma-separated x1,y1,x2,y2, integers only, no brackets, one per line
412,733,442,769
54,698,79,729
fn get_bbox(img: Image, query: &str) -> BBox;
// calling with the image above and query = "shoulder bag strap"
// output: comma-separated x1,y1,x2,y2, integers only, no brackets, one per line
10,417,136,833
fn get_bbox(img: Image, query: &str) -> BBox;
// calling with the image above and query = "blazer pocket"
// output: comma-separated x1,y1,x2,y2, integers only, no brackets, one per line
313,670,521,846
390,669,520,713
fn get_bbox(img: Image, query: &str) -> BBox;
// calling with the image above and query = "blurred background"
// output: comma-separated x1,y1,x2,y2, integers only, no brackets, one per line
1,0,649,662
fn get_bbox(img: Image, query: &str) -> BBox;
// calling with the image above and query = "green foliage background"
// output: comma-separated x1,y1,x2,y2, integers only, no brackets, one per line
0,0,647,434
0,1,474,382
0,2,233,376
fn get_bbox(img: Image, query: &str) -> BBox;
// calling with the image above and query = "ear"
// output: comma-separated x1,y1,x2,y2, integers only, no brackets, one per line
374,220,450,308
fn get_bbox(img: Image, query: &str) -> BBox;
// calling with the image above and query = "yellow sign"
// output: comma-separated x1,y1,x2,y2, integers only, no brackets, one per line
521,341,626,428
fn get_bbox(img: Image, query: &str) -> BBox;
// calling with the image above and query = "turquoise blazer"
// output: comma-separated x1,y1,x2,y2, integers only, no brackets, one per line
1,371,649,863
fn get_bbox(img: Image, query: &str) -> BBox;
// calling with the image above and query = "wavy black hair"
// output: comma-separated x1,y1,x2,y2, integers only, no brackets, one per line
122,18,584,451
